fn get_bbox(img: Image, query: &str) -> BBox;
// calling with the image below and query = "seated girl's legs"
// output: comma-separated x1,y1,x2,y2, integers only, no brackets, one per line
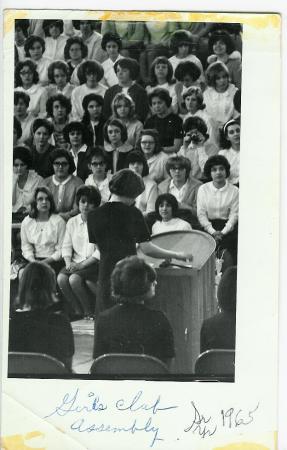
57,271,83,316
69,273,95,317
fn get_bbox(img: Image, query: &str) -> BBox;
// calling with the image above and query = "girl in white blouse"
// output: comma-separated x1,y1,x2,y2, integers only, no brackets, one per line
136,129,168,184
24,35,51,86
71,60,107,121
126,150,158,216
219,118,240,186
85,148,111,204
20,186,66,275
57,185,101,319
146,56,178,113
14,60,48,118
12,147,43,215
197,154,239,268
152,193,192,235
203,61,237,137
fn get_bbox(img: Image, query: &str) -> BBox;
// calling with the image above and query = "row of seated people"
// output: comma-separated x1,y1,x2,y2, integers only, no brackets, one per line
15,19,242,86
14,23,241,144
12,152,239,320
9,253,237,373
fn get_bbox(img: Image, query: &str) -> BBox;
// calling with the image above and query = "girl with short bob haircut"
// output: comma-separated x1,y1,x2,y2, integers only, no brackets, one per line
14,60,48,118
152,193,192,235
43,19,67,61
178,116,218,180
81,93,106,147
24,35,51,86
145,88,183,155
64,36,88,85
169,29,204,77
197,154,239,268
71,60,106,121
58,185,101,319
101,32,124,88
207,30,241,88
13,146,44,215
203,61,237,133
47,60,74,99
111,92,143,147
94,255,175,366
146,56,178,113
85,147,111,204
14,91,34,145
103,57,149,123
181,86,217,145
103,118,133,173
46,94,72,151
174,61,203,115
62,121,91,182
126,150,158,215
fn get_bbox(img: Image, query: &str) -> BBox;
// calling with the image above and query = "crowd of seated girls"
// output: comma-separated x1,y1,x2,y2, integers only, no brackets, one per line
10,18,241,371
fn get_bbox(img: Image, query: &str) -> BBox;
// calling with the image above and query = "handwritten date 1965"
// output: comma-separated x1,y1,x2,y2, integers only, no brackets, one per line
221,403,260,428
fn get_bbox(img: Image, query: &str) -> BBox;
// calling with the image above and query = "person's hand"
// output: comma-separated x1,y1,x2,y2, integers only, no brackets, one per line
65,262,77,272
175,251,193,262
213,231,223,242
69,262,83,273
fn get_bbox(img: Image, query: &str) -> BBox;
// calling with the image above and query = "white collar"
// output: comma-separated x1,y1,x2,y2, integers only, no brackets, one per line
52,174,72,186
210,181,228,192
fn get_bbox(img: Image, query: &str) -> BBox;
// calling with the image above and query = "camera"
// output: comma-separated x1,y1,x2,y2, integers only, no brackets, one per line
189,132,201,144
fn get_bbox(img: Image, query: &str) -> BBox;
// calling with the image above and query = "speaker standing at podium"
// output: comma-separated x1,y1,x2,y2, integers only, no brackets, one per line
87,169,193,314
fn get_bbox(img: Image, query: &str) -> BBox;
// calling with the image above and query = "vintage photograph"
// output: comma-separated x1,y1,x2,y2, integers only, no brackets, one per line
8,16,242,379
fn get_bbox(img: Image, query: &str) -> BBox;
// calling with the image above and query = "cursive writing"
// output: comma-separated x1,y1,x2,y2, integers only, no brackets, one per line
44,389,107,418
70,416,163,447
184,401,217,438
116,390,178,415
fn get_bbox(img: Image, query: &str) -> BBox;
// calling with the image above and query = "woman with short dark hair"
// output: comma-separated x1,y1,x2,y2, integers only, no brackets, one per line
12,146,44,215
30,118,55,178
152,193,192,235
24,35,51,86
42,149,83,222
94,255,175,366
71,60,107,121
197,155,239,267
15,60,48,117
136,129,169,184
200,266,237,352
58,185,101,319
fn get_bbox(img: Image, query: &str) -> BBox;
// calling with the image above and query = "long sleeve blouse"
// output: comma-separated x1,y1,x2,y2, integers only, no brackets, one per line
21,213,66,261
62,214,100,263
197,181,239,235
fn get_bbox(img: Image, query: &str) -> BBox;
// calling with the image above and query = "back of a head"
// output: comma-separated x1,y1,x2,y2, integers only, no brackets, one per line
217,266,237,313
112,256,156,301
18,262,56,310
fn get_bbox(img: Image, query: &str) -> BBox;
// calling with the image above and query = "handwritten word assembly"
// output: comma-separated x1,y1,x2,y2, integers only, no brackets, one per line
44,388,260,447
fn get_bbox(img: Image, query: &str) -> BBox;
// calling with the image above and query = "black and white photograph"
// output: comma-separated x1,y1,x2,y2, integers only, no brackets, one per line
8,15,242,379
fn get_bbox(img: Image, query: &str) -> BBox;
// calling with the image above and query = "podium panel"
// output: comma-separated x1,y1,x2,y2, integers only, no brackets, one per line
140,231,217,374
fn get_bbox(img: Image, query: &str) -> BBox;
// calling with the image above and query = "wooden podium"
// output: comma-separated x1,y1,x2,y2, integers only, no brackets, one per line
139,230,217,374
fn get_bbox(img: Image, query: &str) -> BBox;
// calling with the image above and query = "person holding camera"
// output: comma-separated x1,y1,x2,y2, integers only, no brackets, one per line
178,116,218,180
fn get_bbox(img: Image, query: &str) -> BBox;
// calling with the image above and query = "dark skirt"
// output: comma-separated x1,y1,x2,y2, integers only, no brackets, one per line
211,219,238,264
60,261,99,282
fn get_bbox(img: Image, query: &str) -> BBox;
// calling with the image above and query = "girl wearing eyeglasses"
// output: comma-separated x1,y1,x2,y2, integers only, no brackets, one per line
85,148,111,204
